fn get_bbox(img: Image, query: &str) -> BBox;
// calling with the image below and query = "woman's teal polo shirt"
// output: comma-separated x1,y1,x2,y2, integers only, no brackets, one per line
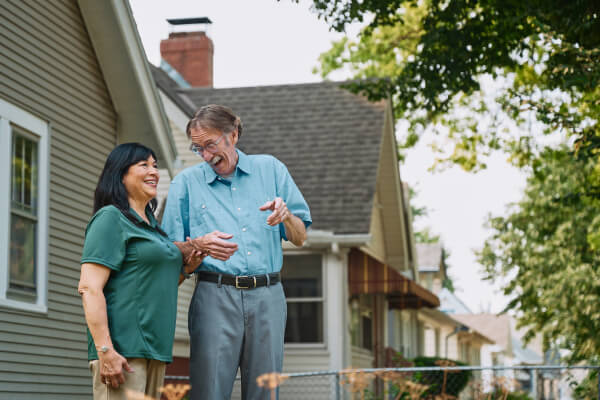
81,205,182,362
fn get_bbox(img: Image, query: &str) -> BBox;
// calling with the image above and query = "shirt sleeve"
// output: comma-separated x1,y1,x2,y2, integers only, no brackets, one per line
80,207,126,271
273,158,312,241
161,177,191,243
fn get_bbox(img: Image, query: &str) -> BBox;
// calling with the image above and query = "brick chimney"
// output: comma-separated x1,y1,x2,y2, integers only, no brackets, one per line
160,18,214,87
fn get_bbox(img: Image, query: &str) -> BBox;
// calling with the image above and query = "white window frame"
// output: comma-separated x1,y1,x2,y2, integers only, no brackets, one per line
282,251,326,348
0,98,50,313
350,295,375,352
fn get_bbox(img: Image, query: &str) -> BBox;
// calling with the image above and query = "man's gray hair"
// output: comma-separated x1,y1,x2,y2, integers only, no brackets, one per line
186,104,243,139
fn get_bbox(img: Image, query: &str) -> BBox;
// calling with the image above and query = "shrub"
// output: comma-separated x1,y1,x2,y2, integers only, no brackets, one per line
410,356,472,398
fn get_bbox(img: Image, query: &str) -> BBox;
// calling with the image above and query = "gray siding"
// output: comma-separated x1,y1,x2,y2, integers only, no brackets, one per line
1,0,116,398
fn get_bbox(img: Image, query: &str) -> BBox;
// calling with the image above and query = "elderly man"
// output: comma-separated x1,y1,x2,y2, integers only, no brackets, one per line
162,104,311,400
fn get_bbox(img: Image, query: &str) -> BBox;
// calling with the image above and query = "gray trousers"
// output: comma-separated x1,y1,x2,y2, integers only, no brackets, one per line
188,278,287,400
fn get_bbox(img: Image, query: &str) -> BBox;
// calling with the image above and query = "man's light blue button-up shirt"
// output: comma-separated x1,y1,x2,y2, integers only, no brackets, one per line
162,150,312,275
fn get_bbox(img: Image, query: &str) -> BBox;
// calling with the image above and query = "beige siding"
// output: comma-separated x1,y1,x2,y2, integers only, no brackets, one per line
365,192,387,261
161,109,199,351
170,119,196,169
0,0,116,398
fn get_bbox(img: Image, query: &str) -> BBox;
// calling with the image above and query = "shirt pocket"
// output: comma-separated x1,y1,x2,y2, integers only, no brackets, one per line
262,222,280,232
257,191,280,232
190,204,209,238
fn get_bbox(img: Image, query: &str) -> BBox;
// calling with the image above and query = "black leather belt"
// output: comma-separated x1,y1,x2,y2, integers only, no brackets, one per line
196,271,280,289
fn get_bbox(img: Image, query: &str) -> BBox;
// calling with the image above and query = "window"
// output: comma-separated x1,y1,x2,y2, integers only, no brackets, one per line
350,295,374,351
281,254,324,344
0,98,49,313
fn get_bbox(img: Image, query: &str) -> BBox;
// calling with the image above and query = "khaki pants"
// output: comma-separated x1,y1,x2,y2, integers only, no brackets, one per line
89,358,166,400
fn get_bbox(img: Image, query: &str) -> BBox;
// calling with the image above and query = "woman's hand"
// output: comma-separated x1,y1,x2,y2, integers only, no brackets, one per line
99,348,134,388
182,236,207,274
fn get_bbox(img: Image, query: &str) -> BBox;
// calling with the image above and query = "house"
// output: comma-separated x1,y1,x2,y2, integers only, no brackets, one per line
416,242,447,295
452,313,544,396
413,243,493,367
150,22,442,397
0,0,177,398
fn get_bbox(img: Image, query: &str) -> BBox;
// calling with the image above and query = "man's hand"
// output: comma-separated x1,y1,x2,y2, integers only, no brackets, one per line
189,231,238,261
260,197,290,226
99,348,133,388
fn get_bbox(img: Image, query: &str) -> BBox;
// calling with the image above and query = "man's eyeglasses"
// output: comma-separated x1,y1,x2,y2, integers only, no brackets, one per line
189,132,227,156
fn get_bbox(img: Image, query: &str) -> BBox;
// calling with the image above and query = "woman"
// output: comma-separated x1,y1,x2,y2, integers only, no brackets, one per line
78,143,203,400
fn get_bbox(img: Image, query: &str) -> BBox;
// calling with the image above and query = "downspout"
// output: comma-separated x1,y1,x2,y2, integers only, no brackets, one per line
445,325,469,358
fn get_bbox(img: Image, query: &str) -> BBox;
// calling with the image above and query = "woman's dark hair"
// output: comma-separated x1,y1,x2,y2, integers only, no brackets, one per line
93,142,166,236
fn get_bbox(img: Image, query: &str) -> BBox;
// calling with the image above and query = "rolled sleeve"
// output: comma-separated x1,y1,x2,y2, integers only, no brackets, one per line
274,158,312,240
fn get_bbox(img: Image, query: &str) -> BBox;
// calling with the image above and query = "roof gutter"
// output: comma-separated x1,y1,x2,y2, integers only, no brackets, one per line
305,230,371,247
283,229,371,251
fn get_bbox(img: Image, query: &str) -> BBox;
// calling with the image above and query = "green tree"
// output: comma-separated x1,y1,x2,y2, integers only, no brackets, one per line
289,0,600,361
301,0,599,171
478,148,600,362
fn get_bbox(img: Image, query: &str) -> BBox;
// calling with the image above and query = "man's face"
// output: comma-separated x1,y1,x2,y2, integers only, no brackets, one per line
190,126,239,176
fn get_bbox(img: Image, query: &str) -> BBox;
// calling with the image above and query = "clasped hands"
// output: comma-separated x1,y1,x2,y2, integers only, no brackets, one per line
180,197,291,265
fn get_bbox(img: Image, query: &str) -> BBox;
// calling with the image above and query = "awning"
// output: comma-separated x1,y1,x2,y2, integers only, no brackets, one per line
348,249,440,309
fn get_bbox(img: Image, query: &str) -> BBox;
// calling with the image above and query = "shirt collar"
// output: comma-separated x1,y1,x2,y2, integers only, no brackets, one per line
130,207,157,228
236,149,252,175
204,149,252,184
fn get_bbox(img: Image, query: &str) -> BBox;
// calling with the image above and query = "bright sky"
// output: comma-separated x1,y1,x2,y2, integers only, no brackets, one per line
129,0,525,313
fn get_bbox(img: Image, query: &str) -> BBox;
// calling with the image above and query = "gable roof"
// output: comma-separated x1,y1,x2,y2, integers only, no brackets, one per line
150,64,196,118
452,313,511,351
438,288,472,314
179,82,387,234
452,313,543,364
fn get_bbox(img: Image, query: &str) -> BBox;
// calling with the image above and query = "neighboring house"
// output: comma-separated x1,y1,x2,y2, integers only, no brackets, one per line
414,243,492,366
417,308,493,365
416,242,447,295
150,23,441,398
452,313,545,397
0,1,177,398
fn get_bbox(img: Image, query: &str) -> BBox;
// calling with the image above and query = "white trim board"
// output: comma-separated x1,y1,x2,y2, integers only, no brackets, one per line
0,97,49,314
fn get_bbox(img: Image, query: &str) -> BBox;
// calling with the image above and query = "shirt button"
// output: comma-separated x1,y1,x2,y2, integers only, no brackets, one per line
242,227,247,232
247,251,252,255
232,187,236,191
237,207,241,211
202,204,206,209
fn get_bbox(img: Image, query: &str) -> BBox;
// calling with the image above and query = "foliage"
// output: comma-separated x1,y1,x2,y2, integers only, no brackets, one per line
300,0,599,171
411,356,471,397
489,390,533,400
478,147,600,362
288,0,600,362
571,369,599,400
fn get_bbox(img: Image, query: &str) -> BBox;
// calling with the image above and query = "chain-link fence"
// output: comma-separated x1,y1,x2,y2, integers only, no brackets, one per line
164,365,600,400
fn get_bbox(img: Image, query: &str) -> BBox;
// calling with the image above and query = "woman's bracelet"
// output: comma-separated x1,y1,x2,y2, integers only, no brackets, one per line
180,264,193,279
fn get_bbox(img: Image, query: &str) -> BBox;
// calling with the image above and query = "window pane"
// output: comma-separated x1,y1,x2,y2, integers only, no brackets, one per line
9,213,37,292
281,255,322,297
11,127,38,214
11,134,22,205
285,302,323,343
362,316,372,350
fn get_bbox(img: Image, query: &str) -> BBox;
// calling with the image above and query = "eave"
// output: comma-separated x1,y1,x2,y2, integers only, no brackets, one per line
78,0,178,177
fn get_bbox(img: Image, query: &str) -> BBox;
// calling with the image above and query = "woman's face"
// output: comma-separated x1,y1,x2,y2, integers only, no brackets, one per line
122,155,159,205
